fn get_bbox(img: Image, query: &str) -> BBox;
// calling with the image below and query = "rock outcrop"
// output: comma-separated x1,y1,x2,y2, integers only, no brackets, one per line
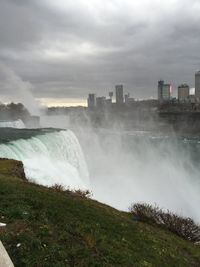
0,159,27,181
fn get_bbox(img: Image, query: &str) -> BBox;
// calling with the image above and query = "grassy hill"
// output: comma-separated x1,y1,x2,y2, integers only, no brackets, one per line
0,159,199,267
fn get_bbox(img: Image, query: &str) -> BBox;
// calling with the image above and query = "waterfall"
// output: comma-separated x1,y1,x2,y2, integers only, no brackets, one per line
0,130,90,190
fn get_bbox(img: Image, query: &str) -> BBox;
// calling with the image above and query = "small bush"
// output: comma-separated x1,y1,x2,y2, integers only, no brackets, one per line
50,184,92,199
51,184,65,192
72,189,92,199
129,203,200,242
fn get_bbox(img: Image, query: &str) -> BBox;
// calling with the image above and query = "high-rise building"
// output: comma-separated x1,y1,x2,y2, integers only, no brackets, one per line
158,80,172,101
162,84,172,100
195,71,200,99
109,92,113,101
158,80,164,100
124,93,130,104
178,84,189,102
105,98,112,107
87,94,96,108
115,85,124,104
96,97,106,108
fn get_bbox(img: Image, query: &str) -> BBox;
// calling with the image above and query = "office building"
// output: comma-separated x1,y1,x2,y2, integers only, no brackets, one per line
195,71,200,100
189,95,196,104
115,85,124,104
158,80,164,100
178,84,189,102
158,80,172,101
109,92,113,102
124,93,130,104
125,93,135,105
105,99,112,107
87,94,96,108
96,97,106,108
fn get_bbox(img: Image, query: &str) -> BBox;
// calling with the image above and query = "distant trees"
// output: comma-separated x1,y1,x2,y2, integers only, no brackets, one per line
0,102,30,121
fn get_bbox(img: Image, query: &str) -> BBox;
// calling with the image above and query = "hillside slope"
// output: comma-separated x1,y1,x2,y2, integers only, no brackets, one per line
0,159,199,267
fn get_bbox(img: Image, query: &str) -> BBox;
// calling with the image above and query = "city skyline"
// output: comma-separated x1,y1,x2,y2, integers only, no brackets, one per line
0,0,200,106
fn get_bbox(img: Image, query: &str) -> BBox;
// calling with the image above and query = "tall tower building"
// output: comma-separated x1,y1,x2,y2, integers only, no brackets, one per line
109,92,113,102
195,71,200,100
178,84,189,102
158,80,172,102
115,85,124,104
87,94,96,108
158,80,164,100
96,97,106,108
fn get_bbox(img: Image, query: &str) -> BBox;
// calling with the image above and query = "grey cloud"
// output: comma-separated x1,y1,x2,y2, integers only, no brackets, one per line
0,0,200,103
0,0,42,49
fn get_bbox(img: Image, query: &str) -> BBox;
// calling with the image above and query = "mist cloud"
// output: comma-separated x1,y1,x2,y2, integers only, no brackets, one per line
0,61,39,114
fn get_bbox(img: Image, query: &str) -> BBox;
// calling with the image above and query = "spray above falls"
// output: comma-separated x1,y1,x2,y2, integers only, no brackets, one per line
0,130,90,190
0,61,40,116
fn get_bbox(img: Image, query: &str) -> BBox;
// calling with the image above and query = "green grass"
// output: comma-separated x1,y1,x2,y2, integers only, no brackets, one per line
0,159,200,267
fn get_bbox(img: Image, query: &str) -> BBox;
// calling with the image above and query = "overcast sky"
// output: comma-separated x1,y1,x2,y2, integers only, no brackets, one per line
0,0,200,106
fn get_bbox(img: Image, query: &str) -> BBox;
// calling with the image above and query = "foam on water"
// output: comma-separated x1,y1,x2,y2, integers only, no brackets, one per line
0,130,89,190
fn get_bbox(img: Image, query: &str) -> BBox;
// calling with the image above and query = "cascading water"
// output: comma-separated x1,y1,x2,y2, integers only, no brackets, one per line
0,130,90,190
75,129,200,222
0,119,25,129
40,116,200,222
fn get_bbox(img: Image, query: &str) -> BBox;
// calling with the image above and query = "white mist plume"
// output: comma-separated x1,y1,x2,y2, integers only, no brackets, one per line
0,61,40,115
40,114,200,223
78,129,200,222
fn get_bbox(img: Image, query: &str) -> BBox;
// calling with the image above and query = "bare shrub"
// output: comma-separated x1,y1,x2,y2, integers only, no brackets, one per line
51,184,65,192
72,189,92,199
129,203,162,224
50,184,92,199
129,203,200,242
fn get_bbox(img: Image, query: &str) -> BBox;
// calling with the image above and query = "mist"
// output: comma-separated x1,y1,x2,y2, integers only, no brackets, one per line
0,61,40,115
40,113,200,223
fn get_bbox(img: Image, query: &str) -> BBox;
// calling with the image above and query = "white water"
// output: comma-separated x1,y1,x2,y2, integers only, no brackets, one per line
0,130,90,190
40,115,200,222
0,119,25,129
74,128,200,222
